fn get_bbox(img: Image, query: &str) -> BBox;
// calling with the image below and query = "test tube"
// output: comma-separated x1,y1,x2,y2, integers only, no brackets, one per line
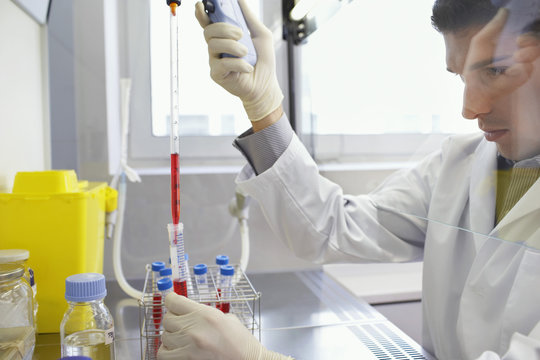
215,255,229,286
193,264,210,305
152,261,166,291
167,223,188,297
159,267,172,281
185,253,192,294
215,255,229,310
219,265,234,314
184,253,190,269
216,254,229,266
157,278,173,304
157,278,173,329
156,277,173,355
151,261,166,329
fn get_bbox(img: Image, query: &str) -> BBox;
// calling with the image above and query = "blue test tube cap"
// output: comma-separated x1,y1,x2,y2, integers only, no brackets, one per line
157,278,173,291
220,265,234,276
193,264,208,275
185,253,189,261
152,261,166,272
216,255,229,265
160,267,172,277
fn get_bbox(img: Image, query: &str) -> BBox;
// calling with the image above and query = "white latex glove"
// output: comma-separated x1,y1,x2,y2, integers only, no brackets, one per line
195,0,283,121
157,293,293,360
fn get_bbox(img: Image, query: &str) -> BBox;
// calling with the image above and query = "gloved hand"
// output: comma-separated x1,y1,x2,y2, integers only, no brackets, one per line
195,0,283,121
157,293,294,360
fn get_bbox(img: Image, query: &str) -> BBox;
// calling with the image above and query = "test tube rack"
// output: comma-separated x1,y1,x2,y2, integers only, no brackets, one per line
138,263,261,360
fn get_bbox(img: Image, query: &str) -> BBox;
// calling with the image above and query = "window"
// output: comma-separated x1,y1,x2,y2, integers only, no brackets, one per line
123,0,263,169
150,0,261,137
127,0,476,168
294,0,477,163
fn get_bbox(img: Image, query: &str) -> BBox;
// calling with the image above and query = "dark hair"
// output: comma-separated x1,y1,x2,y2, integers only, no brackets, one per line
431,0,498,33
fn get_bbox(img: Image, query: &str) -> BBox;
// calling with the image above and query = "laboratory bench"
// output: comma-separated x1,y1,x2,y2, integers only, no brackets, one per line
33,270,434,360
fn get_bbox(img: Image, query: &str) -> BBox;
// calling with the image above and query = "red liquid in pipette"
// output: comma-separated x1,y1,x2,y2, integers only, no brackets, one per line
173,278,188,297
171,153,180,224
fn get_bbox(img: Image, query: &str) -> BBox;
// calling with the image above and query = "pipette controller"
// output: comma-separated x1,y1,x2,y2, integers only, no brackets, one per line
202,0,258,66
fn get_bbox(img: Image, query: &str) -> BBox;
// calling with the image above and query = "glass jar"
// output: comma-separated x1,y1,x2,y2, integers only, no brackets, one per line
60,273,115,359
0,263,35,359
0,249,37,330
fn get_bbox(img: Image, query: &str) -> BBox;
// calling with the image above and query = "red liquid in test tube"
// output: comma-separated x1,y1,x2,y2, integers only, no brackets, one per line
173,279,188,297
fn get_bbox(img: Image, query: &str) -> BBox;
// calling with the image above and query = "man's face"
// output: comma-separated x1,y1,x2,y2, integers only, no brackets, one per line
443,27,540,161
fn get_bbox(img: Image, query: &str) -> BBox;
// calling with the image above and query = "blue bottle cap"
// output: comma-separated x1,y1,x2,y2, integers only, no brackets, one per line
157,278,173,291
152,261,166,271
159,267,172,277
220,265,234,276
65,273,107,302
193,264,208,275
215,255,229,265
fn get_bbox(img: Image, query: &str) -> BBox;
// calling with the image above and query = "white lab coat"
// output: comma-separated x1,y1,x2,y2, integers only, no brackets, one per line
236,132,540,360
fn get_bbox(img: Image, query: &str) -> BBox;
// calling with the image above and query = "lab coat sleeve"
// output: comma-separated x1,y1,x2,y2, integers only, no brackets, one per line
235,133,440,264
475,323,540,359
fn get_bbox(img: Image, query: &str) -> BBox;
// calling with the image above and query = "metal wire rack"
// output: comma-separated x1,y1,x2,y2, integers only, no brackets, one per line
139,264,261,360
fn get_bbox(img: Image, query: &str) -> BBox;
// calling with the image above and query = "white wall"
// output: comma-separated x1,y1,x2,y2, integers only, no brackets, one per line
0,1,50,192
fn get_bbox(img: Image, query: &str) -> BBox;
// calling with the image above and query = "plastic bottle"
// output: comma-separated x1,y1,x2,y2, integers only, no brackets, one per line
219,265,234,314
60,273,115,359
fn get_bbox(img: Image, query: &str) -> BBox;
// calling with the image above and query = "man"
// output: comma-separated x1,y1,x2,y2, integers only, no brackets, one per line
158,0,540,359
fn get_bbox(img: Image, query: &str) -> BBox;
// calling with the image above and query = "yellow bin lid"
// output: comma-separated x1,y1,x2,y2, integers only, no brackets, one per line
12,170,80,194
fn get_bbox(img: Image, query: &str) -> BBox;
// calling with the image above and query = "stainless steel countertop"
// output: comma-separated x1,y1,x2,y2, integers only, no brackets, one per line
33,270,435,360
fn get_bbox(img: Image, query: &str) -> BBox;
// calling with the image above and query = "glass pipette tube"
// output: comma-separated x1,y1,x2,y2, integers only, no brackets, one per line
168,223,188,297
170,4,181,226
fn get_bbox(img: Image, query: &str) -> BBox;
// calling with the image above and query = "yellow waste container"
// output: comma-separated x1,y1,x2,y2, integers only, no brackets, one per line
0,170,117,333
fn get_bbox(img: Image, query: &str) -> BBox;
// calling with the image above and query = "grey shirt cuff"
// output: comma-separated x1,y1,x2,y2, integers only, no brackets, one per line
233,114,294,175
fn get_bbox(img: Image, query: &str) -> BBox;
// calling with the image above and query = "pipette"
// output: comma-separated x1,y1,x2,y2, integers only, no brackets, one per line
167,0,188,297
169,0,181,226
